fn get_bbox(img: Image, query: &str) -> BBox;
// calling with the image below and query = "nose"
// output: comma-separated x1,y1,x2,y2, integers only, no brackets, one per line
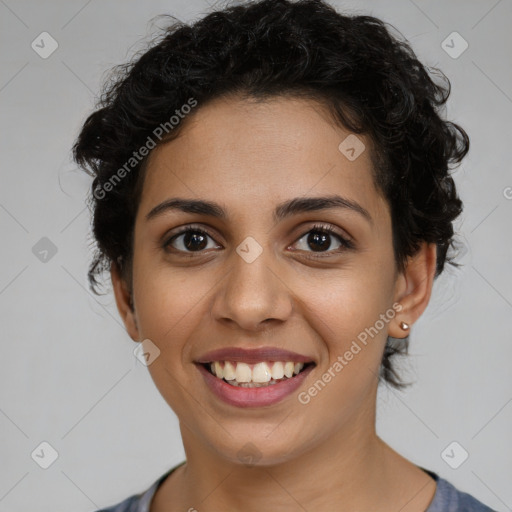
210,244,293,332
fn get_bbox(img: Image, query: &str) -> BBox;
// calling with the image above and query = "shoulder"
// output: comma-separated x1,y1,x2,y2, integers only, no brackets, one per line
93,463,183,512
427,474,497,512
94,492,145,512
93,475,163,512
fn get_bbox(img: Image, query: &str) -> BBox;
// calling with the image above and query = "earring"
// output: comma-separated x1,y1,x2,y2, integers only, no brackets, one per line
399,321,410,331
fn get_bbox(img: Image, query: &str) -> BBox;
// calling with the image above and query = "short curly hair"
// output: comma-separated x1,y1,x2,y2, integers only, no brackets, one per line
72,0,469,389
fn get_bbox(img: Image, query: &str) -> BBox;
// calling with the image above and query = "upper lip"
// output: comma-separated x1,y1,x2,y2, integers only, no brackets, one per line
194,346,315,364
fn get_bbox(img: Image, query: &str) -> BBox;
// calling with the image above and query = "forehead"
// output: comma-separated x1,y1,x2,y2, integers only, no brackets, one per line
138,95,385,221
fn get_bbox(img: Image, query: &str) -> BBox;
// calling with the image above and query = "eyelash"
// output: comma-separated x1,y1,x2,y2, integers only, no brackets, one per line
162,223,354,257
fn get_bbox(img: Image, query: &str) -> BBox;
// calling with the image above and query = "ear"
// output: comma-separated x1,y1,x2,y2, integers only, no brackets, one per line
389,242,437,339
111,262,140,342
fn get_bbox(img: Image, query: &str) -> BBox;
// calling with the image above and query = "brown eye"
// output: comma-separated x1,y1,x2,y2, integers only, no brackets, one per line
164,228,220,253
292,225,353,254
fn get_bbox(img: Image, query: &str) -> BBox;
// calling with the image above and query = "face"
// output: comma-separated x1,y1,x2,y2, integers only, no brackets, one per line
114,95,419,466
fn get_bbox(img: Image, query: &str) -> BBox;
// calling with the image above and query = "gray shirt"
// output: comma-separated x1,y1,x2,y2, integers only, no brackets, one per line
95,463,496,511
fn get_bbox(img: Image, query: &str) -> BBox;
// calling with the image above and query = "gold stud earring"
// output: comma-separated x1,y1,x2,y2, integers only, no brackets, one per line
399,321,410,331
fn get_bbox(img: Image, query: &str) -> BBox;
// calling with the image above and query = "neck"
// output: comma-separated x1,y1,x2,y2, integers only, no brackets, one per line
153,390,436,511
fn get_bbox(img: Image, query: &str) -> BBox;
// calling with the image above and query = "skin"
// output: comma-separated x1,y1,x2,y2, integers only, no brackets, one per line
111,95,438,511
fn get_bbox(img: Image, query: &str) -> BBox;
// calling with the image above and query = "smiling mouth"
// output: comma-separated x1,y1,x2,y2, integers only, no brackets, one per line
201,360,316,388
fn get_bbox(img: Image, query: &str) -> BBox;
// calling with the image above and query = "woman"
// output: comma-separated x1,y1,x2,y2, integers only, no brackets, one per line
73,0,495,510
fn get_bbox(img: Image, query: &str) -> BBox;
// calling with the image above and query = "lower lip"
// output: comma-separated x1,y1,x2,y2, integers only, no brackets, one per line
196,363,315,408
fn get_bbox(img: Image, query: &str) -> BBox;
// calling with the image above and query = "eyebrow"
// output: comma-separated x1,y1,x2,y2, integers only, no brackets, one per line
145,195,372,224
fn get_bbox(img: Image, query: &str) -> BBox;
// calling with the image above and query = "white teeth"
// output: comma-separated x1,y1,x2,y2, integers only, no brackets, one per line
284,362,295,378
271,361,284,380
252,362,272,383
235,362,252,383
214,361,223,379
223,361,236,381
207,360,309,385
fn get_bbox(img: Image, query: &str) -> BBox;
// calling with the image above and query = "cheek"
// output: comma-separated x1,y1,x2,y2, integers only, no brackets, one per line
292,269,397,420
296,251,397,367
131,258,207,343
130,265,215,409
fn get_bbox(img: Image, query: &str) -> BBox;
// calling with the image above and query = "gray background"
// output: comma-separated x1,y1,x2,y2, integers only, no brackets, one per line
1,0,511,510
